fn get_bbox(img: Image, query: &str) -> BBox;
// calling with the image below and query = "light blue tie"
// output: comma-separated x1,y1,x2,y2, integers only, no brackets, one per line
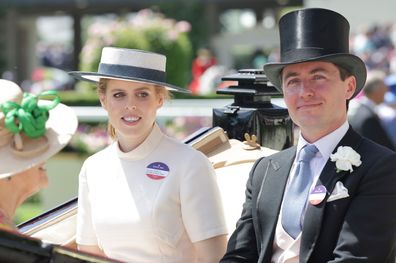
281,144,318,239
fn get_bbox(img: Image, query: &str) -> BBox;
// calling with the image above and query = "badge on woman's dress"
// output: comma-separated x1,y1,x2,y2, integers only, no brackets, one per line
145,162,170,180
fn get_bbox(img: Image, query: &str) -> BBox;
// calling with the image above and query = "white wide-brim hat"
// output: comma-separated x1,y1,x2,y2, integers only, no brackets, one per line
0,80,78,178
69,47,190,93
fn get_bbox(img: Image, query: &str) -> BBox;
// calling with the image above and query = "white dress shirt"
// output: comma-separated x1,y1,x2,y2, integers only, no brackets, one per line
271,120,349,263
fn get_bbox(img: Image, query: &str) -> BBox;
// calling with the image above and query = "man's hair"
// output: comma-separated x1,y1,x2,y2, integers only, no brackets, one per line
279,62,353,85
333,63,354,110
334,63,353,81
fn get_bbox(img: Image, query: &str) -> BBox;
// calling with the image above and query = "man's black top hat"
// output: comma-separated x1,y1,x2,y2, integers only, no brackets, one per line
264,8,367,98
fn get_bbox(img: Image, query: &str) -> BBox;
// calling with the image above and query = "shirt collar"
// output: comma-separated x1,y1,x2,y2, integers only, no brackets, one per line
297,120,349,161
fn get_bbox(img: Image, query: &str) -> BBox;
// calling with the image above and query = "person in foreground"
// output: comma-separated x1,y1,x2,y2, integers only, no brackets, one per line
221,8,396,263
0,79,77,229
69,47,228,263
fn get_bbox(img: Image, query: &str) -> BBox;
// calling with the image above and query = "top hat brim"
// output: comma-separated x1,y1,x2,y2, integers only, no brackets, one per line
69,71,191,94
264,53,367,98
0,102,78,178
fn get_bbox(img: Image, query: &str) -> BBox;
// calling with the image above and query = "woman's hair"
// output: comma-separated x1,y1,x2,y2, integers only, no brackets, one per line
98,78,171,139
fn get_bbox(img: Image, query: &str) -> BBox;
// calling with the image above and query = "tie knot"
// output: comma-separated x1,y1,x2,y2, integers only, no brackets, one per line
298,144,318,163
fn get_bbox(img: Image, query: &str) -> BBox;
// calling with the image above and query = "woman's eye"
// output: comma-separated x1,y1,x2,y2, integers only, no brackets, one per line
137,92,149,98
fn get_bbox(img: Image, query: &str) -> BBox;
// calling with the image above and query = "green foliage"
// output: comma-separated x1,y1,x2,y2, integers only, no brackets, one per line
56,90,100,106
79,9,193,88
0,9,8,74
24,193,42,204
68,123,111,155
15,202,43,225
157,0,209,54
15,194,43,225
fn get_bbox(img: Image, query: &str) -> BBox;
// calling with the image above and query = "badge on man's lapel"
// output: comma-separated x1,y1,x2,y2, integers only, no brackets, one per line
309,185,327,205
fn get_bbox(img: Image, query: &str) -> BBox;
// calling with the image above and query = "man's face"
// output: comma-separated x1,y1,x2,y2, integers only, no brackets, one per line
282,61,356,142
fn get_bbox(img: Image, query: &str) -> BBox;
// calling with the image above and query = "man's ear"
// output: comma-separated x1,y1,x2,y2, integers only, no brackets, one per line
346,76,357,100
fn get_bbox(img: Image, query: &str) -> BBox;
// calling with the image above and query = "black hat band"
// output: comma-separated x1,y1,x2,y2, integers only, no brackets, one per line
99,63,166,83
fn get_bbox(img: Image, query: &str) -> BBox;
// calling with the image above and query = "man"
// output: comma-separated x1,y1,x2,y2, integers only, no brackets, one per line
221,8,396,263
377,74,396,147
348,70,395,150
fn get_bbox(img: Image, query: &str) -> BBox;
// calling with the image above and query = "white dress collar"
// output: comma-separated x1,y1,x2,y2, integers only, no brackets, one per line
116,123,163,161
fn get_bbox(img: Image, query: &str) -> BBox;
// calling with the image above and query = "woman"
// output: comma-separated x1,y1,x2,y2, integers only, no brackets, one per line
69,47,228,263
0,79,78,229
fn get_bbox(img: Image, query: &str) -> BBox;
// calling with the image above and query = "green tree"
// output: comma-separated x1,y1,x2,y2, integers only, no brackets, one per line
79,9,192,89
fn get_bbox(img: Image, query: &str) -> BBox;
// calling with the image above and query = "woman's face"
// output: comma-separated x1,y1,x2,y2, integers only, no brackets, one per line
13,163,48,198
100,79,164,151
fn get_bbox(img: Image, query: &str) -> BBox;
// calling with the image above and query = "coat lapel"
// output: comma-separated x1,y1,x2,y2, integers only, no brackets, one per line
300,128,363,261
256,146,296,255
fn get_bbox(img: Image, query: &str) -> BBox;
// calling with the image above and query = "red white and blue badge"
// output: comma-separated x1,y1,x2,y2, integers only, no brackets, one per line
145,162,170,180
309,185,327,205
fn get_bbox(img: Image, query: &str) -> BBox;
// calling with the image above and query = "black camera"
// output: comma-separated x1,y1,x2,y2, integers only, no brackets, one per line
213,69,293,150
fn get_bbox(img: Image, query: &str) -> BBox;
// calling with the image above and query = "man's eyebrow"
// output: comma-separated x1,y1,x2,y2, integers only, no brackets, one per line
283,66,329,80
283,71,299,80
309,67,328,74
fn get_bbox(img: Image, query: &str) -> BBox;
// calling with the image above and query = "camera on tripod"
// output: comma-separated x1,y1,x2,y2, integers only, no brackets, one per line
213,69,294,150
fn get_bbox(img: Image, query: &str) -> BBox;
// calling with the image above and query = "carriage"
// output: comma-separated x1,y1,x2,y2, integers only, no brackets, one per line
0,70,293,262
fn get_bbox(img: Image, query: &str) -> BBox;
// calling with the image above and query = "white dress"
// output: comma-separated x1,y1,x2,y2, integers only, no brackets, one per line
76,124,228,263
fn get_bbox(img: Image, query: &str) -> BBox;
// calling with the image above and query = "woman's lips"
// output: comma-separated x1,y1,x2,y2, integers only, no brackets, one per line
122,116,141,124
